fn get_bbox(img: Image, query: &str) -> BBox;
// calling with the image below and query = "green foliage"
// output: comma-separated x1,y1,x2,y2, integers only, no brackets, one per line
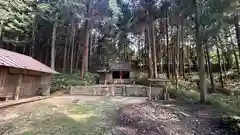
0,0,34,33
52,73,81,89
83,72,99,85
0,0,35,46
207,94,240,115
134,71,240,116
135,77,150,86
170,79,240,115
52,72,99,91
168,88,200,102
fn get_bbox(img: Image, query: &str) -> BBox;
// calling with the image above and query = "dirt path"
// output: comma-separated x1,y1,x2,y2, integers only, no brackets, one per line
0,96,231,135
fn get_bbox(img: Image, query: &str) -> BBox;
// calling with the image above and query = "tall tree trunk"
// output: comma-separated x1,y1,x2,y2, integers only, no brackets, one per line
67,33,72,71
221,49,227,79
188,44,192,77
218,36,228,79
63,28,69,72
144,41,147,70
31,17,37,58
81,20,90,78
165,14,170,78
235,15,240,60
233,44,240,75
51,13,58,70
197,43,207,103
194,0,207,103
124,43,127,60
39,45,43,62
229,29,240,75
159,35,163,74
75,43,81,71
23,46,26,54
216,48,224,88
45,48,49,65
163,34,166,72
0,21,3,48
206,46,215,92
146,27,153,78
88,33,93,70
179,47,184,78
137,35,142,71
172,44,176,81
180,20,185,78
224,51,231,69
141,40,145,72
205,52,209,78
70,23,76,73
151,22,158,78
175,22,180,87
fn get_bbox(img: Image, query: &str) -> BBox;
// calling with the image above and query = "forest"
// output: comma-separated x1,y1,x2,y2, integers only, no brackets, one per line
1,0,240,134
0,0,240,106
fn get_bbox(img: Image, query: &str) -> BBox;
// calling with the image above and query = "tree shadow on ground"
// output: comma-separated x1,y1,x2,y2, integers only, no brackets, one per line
112,100,232,135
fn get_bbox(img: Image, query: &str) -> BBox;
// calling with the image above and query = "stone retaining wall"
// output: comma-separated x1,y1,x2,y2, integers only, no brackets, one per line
70,85,164,97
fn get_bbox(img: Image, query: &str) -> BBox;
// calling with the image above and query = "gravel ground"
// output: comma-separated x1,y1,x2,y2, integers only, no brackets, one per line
0,96,232,135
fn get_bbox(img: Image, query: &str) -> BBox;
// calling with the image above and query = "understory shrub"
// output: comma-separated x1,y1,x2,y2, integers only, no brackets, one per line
136,74,240,115
83,72,99,85
207,94,240,115
174,80,240,115
52,73,81,90
51,72,99,92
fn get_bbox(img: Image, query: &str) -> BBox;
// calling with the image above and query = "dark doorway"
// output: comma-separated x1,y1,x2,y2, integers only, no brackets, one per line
113,71,120,79
122,71,130,79
112,71,130,79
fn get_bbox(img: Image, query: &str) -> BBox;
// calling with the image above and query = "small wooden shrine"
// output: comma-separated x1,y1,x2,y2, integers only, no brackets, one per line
97,60,132,84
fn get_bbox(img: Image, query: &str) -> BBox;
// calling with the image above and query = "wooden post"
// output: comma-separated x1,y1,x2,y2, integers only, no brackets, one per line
148,82,152,100
15,74,22,100
165,81,169,100
104,72,107,86
111,84,115,96
70,86,73,95
124,85,127,96
120,71,123,84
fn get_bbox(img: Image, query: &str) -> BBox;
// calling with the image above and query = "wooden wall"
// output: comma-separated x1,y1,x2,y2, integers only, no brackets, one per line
99,72,113,84
41,75,52,95
20,75,42,98
0,66,52,99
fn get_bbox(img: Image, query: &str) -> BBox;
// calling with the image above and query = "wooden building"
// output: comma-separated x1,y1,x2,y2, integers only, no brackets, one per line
97,60,132,84
0,48,58,100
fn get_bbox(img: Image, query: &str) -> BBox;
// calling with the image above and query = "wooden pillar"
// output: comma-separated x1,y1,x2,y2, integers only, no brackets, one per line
148,82,152,100
15,74,22,100
120,71,123,84
104,72,107,86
